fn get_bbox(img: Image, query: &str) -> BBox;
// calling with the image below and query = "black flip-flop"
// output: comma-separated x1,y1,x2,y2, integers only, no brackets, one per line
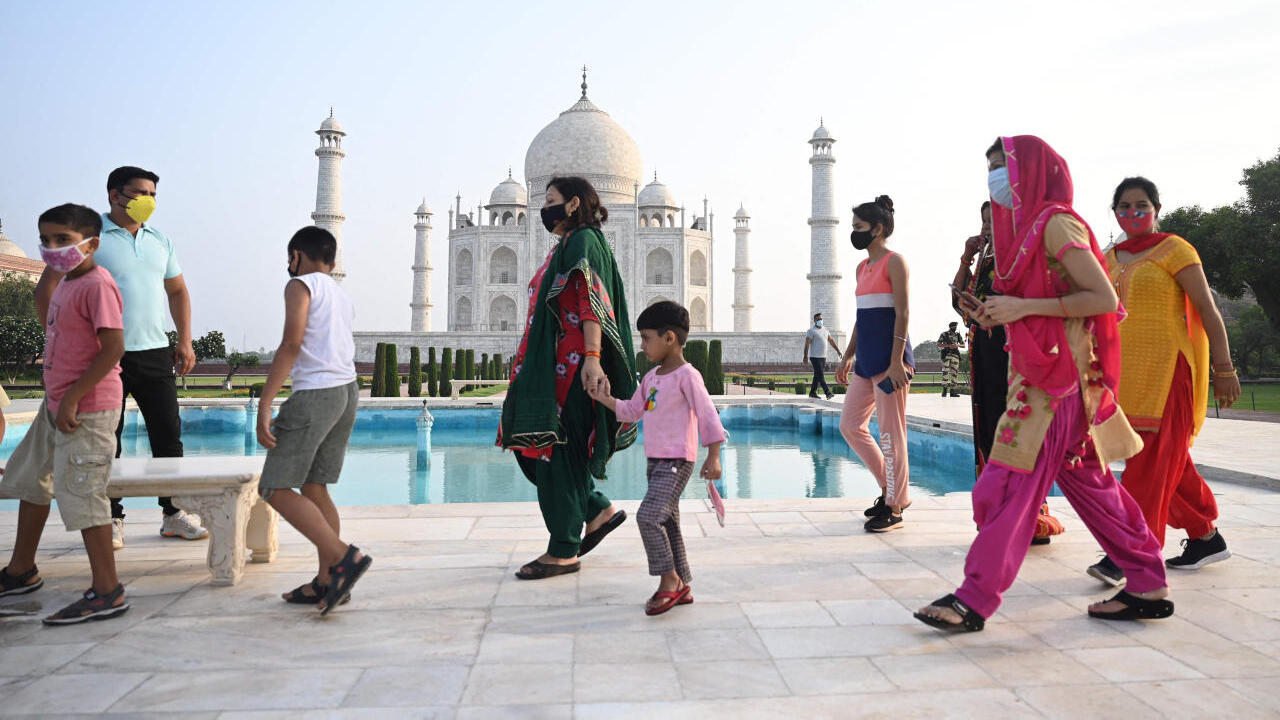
514,559,581,580
1088,590,1174,621
321,545,372,615
578,509,627,557
913,593,985,632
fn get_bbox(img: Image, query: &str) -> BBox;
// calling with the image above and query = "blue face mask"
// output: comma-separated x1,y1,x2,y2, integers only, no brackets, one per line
988,167,1013,209
815,320,824,328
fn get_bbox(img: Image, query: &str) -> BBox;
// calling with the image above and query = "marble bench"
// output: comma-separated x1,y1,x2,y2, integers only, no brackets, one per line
108,456,278,586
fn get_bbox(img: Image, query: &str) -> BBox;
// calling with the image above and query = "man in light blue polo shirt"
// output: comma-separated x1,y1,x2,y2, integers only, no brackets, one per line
35,166,207,547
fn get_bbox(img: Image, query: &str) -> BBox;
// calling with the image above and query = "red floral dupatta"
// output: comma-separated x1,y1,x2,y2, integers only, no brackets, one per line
990,135,1124,427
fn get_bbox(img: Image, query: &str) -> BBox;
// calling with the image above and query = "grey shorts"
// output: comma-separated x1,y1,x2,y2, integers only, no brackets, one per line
259,381,358,498
0,400,121,531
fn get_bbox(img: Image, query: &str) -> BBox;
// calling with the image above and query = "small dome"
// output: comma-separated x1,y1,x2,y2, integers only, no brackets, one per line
488,173,528,207
734,204,749,219
811,124,831,140
319,108,344,134
415,197,431,215
0,219,27,258
638,174,678,208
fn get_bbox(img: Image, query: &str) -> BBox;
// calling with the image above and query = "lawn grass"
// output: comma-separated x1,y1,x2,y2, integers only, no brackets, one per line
1216,383,1280,413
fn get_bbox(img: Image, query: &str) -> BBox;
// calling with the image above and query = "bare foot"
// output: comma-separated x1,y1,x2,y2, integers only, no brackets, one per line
914,603,965,627
1088,586,1169,615
584,506,618,535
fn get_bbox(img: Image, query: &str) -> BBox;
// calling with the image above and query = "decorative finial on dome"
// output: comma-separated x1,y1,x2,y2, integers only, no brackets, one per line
581,65,589,99
653,171,658,182
819,116,824,127
507,167,513,179
329,107,334,118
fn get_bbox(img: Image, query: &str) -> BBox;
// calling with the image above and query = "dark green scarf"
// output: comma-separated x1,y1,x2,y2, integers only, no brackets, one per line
500,227,638,478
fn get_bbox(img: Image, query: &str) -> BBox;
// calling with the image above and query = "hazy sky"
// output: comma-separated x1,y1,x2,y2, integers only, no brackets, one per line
2,0,1277,351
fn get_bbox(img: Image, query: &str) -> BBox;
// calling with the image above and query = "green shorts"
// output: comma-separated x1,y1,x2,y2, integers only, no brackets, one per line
0,400,121,531
259,381,358,499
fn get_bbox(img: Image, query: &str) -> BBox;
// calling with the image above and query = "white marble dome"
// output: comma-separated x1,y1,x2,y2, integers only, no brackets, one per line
415,198,431,215
0,220,26,258
638,175,677,208
488,175,528,206
319,111,344,134
735,204,750,219
524,94,643,204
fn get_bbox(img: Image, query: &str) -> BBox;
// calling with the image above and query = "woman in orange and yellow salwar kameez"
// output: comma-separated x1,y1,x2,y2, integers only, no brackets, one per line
1087,177,1242,587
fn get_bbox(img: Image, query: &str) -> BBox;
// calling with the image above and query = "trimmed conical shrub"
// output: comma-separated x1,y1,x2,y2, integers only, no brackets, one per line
383,343,400,397
440,348,453,398
408,347,422,397
373,342,386,397
707,339,725,395
426,347,438,397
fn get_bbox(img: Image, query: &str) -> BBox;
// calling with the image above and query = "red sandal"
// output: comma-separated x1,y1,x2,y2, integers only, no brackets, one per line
645,584,692,616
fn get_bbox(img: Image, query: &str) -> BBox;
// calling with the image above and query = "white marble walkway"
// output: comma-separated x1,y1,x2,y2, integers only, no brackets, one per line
2,486,1279,718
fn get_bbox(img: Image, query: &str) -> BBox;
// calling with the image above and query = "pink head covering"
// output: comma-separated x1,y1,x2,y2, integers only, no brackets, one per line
989,135,1123,424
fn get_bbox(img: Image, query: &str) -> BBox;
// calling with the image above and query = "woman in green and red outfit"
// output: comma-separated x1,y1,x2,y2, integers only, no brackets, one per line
498,176,638,580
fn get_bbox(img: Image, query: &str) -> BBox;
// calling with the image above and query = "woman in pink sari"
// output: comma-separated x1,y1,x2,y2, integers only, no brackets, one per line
915,135,1173,631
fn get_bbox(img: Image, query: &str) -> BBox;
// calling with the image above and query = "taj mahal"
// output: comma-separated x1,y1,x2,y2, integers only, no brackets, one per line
303,71,846,365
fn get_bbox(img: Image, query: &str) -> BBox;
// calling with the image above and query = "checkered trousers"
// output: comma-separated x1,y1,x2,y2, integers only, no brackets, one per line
638,458,696,581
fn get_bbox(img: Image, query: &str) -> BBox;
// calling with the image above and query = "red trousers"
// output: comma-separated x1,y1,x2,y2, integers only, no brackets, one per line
1120,355,1218,547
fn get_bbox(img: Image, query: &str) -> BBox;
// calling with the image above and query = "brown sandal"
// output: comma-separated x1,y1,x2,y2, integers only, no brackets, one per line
515,559,581,580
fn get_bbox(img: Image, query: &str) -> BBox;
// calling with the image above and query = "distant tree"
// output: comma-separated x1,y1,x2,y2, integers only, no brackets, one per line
1161,148,1280,333
372,342,386,396
635,351,652,377
0,271,36,320
383,343,400,398
408,346,422,397
193,330,226,362
1227,305,1280,378
223,351,259,386
0,315,44,382
912,340,941,361
493,353,504,381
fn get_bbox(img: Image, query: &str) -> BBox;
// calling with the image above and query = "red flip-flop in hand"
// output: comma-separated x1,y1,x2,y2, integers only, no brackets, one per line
707,480,726,527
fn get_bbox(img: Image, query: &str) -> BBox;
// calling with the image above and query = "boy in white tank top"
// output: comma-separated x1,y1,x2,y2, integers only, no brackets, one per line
256,226,370,614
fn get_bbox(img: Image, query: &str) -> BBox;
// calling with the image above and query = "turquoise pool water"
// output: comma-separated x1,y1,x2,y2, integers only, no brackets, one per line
1,405,980,507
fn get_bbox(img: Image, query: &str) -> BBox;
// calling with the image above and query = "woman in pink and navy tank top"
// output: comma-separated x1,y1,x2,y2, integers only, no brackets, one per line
835,195,915,532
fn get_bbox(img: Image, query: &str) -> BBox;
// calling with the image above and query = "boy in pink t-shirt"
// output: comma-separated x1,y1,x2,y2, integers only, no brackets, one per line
590,301,725,616
0,204,128,626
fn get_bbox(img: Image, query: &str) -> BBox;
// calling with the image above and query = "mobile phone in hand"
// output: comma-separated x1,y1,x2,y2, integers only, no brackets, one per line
877,372,913,394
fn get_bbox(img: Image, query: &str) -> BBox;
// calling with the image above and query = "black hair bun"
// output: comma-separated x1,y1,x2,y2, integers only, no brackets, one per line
875,195,895,213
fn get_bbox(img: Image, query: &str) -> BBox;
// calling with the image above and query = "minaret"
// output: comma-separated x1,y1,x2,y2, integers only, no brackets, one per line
732,204,753,332
312,108,347,282
807,119,841,330
410,198,433,332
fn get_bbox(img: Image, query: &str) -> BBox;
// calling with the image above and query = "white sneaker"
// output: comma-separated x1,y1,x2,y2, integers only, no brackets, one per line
112,518,125,550
160,510,209,540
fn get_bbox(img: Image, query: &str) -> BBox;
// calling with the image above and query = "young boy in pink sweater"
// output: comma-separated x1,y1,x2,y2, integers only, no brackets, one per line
589,301,725,616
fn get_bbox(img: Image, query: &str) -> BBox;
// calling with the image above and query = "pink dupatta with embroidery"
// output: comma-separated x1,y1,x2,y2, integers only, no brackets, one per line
990,135,1123,425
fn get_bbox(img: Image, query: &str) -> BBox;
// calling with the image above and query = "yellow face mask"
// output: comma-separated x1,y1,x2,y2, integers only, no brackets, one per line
125,194,156,224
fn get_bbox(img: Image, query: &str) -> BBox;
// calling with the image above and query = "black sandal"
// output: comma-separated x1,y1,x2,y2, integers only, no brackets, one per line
914,593,985,632
321,545,372,615
514,559,581,580
283,577,349,606
43,584,130,626
1088,590,1174,621
578,509,627,557
0,565,43,598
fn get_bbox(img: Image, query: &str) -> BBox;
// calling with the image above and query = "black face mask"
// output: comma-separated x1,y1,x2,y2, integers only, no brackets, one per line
541,203,568,233
850,229,875,250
